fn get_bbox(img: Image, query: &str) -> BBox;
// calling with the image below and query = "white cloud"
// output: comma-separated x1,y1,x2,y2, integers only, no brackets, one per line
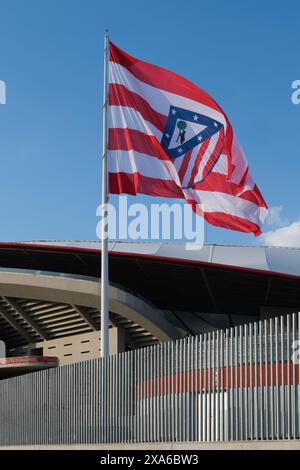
264,205,286,227
261,219,300,247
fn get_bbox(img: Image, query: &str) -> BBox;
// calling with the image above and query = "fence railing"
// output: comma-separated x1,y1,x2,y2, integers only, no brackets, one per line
0,313,299,445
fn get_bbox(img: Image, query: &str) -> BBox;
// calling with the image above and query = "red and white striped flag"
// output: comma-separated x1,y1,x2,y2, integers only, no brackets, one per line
108,42,268,236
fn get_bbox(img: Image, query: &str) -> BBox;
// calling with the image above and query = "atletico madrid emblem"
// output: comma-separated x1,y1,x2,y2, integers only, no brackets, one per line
161,106,224,186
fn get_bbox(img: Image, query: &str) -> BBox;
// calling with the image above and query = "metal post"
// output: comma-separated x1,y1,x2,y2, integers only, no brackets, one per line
101,31,110,357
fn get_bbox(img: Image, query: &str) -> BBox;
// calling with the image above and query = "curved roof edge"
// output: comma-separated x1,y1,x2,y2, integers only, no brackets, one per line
0,241,300,280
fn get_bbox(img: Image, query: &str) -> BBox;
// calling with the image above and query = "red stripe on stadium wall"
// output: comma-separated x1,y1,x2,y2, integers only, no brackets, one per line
137,362,300,399
108,128,170,161
109,172,184,199
109,42,222,114
109,83,167,133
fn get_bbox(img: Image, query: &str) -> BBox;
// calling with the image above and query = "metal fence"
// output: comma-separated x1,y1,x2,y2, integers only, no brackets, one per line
0,313,299,445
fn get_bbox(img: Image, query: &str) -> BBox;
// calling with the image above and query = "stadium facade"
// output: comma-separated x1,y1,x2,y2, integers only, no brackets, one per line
0,241,299,375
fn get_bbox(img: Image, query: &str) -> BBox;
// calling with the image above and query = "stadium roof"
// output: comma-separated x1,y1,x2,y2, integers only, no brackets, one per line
0,241,299,352
14,240,300,278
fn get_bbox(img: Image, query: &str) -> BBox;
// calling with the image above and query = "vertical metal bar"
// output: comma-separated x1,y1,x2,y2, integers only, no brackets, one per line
207,332,211,442
151,345,154,442
239,325,243,440
220,330,224,442
157,344,160,443
230,327,234,441
183,338,187,442
164,342,168,442
180,338,184,442
275,316,280,439
287,314,291,439
203,333,207,442
108,355,112,444
234,326,238,441
195,335,199,442
244,323,248,440
143,348,147,442
259,320,264,439
142,348,146,442
280,315,285,438
264,319,269,439
108,357,112,444
130,350,134,443
98,358,102,444
199,334,203,442
139,347,142,443
157,345,159,442
225,329,230,441
100,357,104,443
138,349,142,443
292,313,296,439
160,344,163,442
177,340,181,441
254,321,258,440
125,352,129,443
134,348,138,443
154,343,158,443
112,355,116,443
130,352,133,443
102,357,106,443
106,356,109,443
190,335,195,441
249,322,253,440
118,354,122,443
175,340,179,442
124,352,128,442
216,330,220,442
187,337,190,441
133,349,137,443
147,346,151,442
118,351,122,443
149,345,153,442
159,343,163,442
157,344,159,442
167,341,171,442
171,340,175,442
110,355,114,443
298,312,300,439
170,340,174,442
157,344,161,442
270,318,274,440
211,331,215,442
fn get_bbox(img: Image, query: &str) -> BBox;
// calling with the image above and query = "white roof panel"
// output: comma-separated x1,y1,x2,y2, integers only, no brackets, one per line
15,241,300,278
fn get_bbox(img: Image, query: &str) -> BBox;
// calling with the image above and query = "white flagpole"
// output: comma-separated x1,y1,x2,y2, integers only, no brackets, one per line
101,31,109,358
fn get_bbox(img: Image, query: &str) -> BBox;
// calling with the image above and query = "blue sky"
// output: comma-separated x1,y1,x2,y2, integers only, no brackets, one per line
0,0,299,245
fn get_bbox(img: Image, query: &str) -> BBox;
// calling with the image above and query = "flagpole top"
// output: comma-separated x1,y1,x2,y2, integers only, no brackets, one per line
104,29,109,50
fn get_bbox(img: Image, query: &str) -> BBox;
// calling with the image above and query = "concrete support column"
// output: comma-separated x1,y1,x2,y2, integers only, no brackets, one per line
109,327,125,355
